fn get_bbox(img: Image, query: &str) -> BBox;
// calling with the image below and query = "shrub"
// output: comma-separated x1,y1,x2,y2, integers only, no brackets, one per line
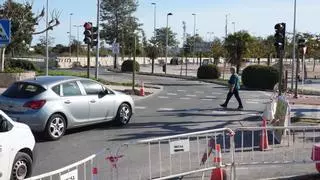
5,59,39,72
170,58,182,65
241,65,279,90
121,60,140,72
197,64,221,79
3,67,25,73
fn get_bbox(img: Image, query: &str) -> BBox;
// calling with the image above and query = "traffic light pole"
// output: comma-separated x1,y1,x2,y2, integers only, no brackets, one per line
294,49,300,98
95,0,100,79
132,35,136,92
87,44,91,78
279,50,284,96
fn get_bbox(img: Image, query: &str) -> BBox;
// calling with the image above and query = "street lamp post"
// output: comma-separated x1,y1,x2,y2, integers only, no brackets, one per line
45,0,49,76
151,3,156,38
232,22,236,33
165,13,173,75
291,0,297,90
192,13,196,64
73,25,81,62
69,13,73,58
223,14,230,80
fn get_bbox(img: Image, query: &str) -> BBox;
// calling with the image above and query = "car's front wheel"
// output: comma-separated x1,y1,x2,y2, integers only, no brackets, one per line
45,113,66,140
11,152,32,180
115,103,132,126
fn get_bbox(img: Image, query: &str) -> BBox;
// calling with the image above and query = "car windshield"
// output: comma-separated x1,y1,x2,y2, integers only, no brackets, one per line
2,82,46,98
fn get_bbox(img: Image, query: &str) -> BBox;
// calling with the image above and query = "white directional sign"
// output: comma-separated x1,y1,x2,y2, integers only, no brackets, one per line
112,42,120,55
60,169,78,180
170,139,190,154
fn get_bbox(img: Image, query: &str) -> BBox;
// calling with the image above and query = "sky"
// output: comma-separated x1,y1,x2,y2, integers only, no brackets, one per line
6,0,320,46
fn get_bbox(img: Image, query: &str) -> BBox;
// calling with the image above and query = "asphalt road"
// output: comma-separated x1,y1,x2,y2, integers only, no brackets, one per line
33,70,294,180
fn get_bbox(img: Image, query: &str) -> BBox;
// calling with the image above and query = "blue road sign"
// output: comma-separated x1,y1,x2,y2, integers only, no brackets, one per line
0,19,11,45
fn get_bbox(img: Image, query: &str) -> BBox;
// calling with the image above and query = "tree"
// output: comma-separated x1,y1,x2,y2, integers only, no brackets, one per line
211,38,225,64
33,36,55,55
263,35,276,65
100,0,141,57
225,31,253,73
0,0,60,71
248,37,265,64
150,27,179,56
51,44,68,55
183,34,203,57
145,44,160,74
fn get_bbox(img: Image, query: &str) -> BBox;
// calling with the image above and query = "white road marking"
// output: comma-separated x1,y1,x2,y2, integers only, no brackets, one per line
158,96,169,99
167,93,177,96
205,96,216,98
201,99,212,101
246,101,259,104
135,106,146,109
186,94,197,97
212,92,223,95
177,90,186,92
212,111,227,114
158,108,175,111
195,91,204,94
180,97,191,100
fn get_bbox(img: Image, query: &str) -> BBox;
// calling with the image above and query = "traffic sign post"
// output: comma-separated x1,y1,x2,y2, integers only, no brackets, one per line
0,19,11,72
0,19,11,45
112,42,120,55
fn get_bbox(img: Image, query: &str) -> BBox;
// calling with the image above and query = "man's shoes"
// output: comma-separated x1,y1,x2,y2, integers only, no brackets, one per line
220,104,227,108
237,106,244,110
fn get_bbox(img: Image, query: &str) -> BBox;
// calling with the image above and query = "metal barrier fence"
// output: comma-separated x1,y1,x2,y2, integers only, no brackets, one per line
234,126,320,166
27,126,320,180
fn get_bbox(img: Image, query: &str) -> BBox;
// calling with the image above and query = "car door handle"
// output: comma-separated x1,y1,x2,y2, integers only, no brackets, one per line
90,100,96,103
64,100,71,104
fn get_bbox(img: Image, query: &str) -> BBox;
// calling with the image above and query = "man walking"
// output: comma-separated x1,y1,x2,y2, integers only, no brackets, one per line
220,66,243,110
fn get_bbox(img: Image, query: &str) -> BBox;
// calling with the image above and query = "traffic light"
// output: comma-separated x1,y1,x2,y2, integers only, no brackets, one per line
83,22,98,47
83,22,93,45
91,27,98,47
274,23,286,50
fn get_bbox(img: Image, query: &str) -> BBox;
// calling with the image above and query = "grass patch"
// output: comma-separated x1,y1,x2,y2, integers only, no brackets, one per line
37,70,87,77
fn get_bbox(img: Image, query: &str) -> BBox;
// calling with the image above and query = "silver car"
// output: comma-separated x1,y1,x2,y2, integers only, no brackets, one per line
0,76,134,140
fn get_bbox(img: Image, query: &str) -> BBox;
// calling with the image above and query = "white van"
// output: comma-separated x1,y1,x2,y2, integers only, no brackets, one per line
0,110,35,180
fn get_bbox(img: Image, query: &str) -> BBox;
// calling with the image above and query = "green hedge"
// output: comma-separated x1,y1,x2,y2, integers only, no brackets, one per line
5,59,39,72
241,65,279,90
197,64,221,79
121,60,140,72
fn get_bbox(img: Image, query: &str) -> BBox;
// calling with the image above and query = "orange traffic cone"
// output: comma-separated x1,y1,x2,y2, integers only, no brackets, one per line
210,144,225,180
260,117,270,151
139,81,145,96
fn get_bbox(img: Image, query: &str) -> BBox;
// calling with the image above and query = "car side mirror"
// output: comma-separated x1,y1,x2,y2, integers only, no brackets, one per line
98,89,109,98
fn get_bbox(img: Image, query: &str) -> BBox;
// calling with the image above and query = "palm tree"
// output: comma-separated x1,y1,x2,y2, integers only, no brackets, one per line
224,31,253,74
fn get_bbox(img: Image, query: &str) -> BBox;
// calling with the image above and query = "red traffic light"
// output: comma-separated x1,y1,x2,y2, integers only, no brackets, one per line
84,22,92,30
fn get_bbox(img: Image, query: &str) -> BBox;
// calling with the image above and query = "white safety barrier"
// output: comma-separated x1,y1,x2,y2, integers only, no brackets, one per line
27,125,320,180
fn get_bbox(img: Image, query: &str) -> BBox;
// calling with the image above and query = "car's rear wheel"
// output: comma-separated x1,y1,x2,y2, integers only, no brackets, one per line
45,114,66,140
11,152,32,180
114,103,132,126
